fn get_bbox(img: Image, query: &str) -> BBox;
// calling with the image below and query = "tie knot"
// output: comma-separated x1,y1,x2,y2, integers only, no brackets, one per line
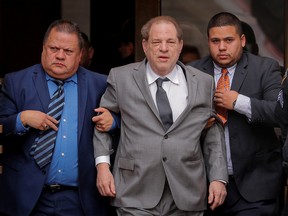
221,68,228,75
52,80,65,96
53,80,64,87
156,77,169,87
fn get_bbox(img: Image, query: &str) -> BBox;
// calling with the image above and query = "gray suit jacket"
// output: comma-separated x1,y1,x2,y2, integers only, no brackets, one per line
94,60,228,211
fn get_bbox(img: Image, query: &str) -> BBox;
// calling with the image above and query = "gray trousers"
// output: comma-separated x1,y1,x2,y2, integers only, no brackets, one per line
116,181,204,216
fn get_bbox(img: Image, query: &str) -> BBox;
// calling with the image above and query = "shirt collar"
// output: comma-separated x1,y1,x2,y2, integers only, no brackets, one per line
213,62,237,76
45,72,78,84
146,62,180,85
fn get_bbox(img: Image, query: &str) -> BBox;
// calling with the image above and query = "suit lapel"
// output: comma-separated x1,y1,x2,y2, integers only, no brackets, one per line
33,65,50,112
133,60,167,124
231,55,248,91
77,69,87,141
133,61,204,131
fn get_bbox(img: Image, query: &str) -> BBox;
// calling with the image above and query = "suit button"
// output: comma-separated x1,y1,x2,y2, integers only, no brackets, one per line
163,157,167,162
164,135,168,139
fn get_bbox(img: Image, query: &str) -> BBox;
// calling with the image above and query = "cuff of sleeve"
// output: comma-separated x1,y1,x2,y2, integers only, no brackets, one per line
16,113,30,135
95,155,110,166
217,179,228,186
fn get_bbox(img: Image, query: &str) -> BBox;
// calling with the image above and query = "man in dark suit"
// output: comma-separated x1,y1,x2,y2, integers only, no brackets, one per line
0,19,114,216
189,12,283,216
275,71,288,216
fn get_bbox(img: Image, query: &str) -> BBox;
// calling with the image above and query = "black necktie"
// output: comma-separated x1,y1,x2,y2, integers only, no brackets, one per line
31,80,65,168
156,78,173,131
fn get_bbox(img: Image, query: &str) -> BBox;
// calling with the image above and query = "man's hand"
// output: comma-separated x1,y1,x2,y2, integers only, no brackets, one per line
20,110,59,131
208,180,227,210
96,163,116,197
92,107,113,132
214,89,238,110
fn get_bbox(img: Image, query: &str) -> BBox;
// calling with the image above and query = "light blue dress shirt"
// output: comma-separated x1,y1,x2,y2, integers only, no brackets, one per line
16,73,79,186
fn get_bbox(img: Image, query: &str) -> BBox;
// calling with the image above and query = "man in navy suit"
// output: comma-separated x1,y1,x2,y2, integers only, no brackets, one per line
0,19,114,216
189,12,283,216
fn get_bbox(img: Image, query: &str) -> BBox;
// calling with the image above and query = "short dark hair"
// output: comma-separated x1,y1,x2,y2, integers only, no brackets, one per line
241,21,259,55
43,19,84,50
81,31,92,49
207,12,242,37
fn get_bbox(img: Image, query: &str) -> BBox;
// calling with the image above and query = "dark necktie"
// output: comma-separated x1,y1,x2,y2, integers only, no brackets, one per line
31,80,65,168
215,68,229,125
156,78,173,131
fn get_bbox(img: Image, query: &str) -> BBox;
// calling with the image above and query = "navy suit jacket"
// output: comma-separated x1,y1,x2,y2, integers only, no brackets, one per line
0,64,110,215
189,51,284,202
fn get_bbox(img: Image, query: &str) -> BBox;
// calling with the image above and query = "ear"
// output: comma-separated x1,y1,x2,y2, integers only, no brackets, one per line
142,39,147,54
179,39,183,53
88,47,94,59
240,34,246,48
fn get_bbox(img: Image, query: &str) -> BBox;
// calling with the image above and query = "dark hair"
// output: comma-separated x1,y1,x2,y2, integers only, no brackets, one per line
43,19,84,49
120,18,135,44
181,45,200,56
207,12,242,37
81,31,92,49
241,21,259,55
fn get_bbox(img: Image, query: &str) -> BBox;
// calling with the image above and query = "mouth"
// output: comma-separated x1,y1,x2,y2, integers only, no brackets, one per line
53,62,65,67
218,54,229,60
158,56,169,61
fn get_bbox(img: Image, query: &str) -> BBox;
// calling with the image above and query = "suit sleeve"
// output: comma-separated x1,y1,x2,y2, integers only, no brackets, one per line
93,69,119,158
0,74,19,136
202,77,228,183
275,75,288,163
250,60,282,125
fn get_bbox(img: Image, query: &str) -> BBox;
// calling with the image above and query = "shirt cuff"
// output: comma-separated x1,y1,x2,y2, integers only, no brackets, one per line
234,94,251,119
95,155,110,166
16,112,30,135
217,180,228,186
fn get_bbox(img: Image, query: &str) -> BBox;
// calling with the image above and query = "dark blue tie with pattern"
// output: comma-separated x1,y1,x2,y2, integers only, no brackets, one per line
31,80,65,168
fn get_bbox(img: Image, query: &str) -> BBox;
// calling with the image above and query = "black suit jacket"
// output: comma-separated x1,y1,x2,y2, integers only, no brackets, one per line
189,51,283,202
0,64,111,215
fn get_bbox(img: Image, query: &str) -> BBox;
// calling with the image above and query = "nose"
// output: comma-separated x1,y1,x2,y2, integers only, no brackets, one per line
219,41,226,50
159,42,168,52
55,49,65,59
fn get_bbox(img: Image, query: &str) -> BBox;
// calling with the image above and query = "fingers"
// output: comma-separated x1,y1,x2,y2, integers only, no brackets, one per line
95,107,109,113
96,163,116,197
46,115,59,131
208,181,227,210
93,108,113,132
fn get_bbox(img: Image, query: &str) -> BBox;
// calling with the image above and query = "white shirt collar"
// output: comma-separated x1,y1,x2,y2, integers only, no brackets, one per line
146,62,181,86
213,62,237,76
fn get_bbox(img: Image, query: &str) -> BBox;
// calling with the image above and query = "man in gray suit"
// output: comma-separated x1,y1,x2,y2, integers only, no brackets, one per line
93,15,228,216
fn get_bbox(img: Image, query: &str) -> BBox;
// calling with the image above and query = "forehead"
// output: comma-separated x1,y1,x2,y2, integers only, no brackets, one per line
46,29,79,46
149,21,178,38
209,25,238,38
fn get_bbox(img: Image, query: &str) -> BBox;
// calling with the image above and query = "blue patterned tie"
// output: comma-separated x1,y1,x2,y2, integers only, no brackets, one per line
156,78,173,131
31,80,65,168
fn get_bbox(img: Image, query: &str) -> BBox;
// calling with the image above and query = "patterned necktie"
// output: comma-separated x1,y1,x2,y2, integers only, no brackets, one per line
156,77,173,131
215,68,230,125
31,80,65,168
